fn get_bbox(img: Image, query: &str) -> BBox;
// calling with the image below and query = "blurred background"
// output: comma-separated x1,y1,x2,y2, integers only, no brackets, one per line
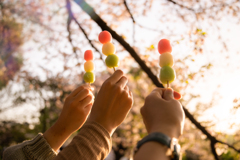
1,0,240,159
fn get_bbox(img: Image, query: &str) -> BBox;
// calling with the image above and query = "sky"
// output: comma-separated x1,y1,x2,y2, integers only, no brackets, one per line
183,18,240,133
1,0,240,134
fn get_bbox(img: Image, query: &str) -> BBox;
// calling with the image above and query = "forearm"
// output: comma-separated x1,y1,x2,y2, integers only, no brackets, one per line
134,141,170,160
54,121,112,160
43,121,72,152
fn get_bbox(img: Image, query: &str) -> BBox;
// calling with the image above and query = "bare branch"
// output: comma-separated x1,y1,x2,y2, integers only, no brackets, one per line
167,0,195,12
211,141,219,160
167,0,238,14
66,0,103,61
202,0,239,12
123,0,135,23
123,0,135,45
66,16,80,62
216,139,240,153
123,1,170,38
136,23,163,33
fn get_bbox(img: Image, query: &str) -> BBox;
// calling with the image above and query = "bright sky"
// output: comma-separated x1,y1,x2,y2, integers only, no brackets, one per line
1,0,240,134
183,18,240,133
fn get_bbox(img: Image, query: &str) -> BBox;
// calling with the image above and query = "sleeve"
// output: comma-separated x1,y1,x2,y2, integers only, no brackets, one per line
3,133,57,160
54,121,112,160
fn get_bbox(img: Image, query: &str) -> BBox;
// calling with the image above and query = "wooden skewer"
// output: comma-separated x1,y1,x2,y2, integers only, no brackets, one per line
113,67,116,72
167,81,169,88
88,83,91,87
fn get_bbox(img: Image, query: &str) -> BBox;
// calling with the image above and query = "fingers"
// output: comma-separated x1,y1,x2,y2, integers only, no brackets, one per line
149,88,164,99
129,91,134,105
69,84,93,97
116,76,128,89
106,70,124,84
149,88,180,100
124,85,129,92
74,88,93,101
84,103,93,114
123,86,133,106
163,88,174,100
79,95,93,107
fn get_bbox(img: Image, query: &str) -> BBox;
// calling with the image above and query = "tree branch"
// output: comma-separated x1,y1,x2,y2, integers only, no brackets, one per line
66,15,80,62
167,0,238,14
216,139,240,153
123,0,164,35
73,0,240,158
167,0,195,12
123,0,135,23
66,0,103,61
123,0,135,45
211,140,219,160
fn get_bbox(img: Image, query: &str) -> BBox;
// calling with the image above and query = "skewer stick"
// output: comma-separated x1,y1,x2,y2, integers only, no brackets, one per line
113,67,116,72
167,81,169,88
88,83,91,87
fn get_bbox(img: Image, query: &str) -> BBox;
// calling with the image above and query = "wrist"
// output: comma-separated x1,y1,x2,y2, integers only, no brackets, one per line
149,126,180,139
136,132,181,160
137,141,169,155
43,121,72,151
53,120,74,136
134,133,171,160
87,119,115,136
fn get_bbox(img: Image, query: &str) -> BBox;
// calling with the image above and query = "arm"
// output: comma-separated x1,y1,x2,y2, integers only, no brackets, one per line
136,142,169,160
3,84,94,160
3,133,57,160
134,88,185,160
43,84,94,152
55,70,133,160
54,121,111,160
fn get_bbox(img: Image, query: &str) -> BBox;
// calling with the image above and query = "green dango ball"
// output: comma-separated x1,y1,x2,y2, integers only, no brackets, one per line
160,66,176,84
105,54,119,68
83,72,95,83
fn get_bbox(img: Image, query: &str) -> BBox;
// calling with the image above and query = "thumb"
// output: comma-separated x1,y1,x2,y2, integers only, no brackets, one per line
163,88,174,100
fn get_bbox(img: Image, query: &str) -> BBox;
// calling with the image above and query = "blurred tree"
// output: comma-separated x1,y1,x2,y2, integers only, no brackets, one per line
1,0,240,160
0,1,23,89
0,121,33,159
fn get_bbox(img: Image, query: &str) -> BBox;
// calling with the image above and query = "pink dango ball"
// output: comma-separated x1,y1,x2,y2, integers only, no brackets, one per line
158,39,172,54
84,50,94,61
98,31,112,44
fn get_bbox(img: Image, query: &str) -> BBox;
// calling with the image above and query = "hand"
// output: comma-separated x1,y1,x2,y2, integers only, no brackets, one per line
140,88,185,138
55,84,94,133
43,84,94,151
88,70,133,135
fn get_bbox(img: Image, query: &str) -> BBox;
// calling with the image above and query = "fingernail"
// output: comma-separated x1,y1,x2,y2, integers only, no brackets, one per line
167,88,173,95
173,91,182,100
164,88,174,99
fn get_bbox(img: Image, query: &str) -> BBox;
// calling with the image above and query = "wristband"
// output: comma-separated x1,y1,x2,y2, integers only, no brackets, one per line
136,132,181,160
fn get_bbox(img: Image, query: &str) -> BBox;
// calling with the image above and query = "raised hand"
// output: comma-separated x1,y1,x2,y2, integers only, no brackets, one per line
140,88,185,138
87,70,133,135
43,84,94,151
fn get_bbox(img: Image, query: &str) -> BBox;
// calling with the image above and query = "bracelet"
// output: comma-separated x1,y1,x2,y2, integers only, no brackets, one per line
135,132,181,160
